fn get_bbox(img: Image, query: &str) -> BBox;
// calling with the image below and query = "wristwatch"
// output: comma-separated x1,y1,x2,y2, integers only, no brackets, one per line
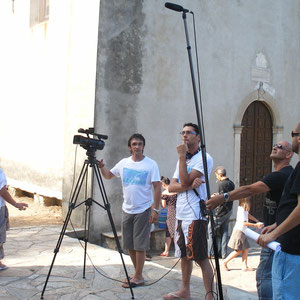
153,208,160,214
223,193,230,202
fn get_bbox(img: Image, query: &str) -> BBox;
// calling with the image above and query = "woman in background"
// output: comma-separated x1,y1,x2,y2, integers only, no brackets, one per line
160,176,177,257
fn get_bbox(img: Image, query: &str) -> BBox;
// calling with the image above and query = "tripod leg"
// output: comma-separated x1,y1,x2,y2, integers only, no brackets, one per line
92,165,135,299
82,198,92,279
40,162,89,299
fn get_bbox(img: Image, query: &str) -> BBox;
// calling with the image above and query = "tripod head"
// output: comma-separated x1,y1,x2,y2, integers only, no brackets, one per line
73,128,108,164
73,128,107,152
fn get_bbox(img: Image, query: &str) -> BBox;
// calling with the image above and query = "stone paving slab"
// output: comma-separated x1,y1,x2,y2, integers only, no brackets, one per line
0,226,259,300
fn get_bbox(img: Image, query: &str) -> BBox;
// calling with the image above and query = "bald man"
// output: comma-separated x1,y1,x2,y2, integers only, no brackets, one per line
207,140,293,300
257,122,300,299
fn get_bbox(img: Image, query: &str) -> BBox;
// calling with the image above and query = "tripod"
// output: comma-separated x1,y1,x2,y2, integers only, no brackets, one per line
40,147,134,299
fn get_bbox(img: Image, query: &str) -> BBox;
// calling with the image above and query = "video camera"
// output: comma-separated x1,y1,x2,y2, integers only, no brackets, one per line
73,128,108,151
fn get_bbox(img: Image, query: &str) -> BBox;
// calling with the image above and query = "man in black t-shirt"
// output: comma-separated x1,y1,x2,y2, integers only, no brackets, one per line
207,140,293,300
258,122,300,299
208,166,235,259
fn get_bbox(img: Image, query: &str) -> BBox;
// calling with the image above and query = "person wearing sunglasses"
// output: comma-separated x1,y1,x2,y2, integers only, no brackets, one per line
207,140,293,300
257,122,300,299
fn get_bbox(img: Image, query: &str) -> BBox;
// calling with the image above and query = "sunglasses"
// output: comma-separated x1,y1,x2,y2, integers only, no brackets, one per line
291,131,300,137
273,144,289,151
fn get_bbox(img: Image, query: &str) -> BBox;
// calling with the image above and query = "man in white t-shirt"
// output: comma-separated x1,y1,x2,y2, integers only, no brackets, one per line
98,133,161,288
0,168,28,270
163,123,214,300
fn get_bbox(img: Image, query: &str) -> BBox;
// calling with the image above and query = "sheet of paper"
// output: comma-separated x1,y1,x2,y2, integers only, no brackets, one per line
244,228,281,251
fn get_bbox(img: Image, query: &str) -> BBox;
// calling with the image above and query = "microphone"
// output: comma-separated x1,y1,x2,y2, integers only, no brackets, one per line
165,2,189,13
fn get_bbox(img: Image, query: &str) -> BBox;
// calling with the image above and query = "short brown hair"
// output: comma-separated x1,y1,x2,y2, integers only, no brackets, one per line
128,133,145,147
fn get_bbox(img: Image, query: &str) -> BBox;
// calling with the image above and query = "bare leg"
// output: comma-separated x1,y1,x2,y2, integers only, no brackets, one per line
128,249,136,269
241,249,254,271
197,258,214,300
223,250,242,270
163,257,192,299
128,250,145,282
241,249,248,269
0,244,7,269
161,237,172,256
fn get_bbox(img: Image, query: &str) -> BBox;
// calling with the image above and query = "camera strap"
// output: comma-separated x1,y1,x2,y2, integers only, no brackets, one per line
193,188,208,219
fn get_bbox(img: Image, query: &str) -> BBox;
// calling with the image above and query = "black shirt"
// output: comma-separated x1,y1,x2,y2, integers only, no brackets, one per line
215,178,235,218
261,165,294,226
276,161,300,255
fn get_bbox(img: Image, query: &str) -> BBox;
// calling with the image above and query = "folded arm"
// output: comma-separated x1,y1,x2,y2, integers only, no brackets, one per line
169,169,203,193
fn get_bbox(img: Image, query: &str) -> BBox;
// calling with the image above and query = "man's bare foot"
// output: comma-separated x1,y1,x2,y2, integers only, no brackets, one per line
242,267,255,272
130,275,144,283
163,291,190,299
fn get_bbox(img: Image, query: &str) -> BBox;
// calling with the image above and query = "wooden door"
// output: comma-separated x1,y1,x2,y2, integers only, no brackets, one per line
240,101,273,220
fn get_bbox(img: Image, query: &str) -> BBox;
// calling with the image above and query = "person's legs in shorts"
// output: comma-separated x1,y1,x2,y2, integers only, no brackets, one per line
164,219,214,300
122,208,151,286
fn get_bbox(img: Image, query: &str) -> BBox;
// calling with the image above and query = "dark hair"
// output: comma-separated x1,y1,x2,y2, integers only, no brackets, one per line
128,133,145,147
161,176,170,185
215,166,226,176
183,123,199,134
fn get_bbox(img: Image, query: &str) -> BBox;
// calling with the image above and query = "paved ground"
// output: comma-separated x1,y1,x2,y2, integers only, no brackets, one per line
0,225,260,300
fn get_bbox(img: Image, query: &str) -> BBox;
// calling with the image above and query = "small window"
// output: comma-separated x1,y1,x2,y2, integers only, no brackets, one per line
30,0,49,27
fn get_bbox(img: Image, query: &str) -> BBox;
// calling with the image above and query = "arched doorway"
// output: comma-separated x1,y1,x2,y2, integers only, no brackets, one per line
240,101,273,220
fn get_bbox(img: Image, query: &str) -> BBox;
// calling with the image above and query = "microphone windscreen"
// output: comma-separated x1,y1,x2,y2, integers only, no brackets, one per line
165,2,184,12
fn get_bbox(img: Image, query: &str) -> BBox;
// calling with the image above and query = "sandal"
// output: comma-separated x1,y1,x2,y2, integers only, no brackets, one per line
122,280,145,288
0,265,8,271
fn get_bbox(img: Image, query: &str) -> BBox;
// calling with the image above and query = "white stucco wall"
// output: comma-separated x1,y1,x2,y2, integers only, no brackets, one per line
0,0,66,198
0,0,99,212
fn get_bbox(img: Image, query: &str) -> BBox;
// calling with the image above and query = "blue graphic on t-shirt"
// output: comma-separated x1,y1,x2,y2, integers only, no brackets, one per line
178,166,193,183
123,168,148,186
